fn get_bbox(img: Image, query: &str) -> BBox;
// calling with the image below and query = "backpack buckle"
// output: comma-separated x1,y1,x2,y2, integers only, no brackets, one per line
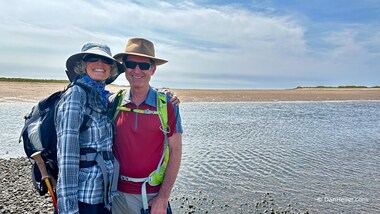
144,109,155,114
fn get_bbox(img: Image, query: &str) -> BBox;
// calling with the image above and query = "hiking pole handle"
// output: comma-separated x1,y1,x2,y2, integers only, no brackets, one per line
30,151,57,186
31,152,49,179
31,151,59,211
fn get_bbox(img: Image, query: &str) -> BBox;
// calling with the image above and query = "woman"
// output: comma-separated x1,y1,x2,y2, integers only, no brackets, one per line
55,42,124,214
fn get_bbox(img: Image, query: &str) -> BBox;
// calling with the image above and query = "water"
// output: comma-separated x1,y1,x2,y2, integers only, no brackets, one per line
0,103,34,158
1,101,379,213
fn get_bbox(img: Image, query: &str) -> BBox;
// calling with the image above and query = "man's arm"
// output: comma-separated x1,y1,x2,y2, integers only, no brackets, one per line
149,133,182,214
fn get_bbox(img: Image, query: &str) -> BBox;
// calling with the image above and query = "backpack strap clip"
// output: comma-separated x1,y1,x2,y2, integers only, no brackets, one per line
78,147,119,210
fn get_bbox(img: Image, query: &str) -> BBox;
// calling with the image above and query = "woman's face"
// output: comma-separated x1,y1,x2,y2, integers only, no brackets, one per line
84,55,112,82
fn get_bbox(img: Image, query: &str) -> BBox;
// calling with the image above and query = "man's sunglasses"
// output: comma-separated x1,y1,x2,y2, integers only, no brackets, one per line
124,61,152,70
83,55,113,65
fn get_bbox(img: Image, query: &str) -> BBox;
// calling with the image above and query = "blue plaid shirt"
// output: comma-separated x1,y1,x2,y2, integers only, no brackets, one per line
55,79,114,213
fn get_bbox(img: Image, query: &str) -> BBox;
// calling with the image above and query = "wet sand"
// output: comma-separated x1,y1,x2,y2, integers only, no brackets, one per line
0,81,379,103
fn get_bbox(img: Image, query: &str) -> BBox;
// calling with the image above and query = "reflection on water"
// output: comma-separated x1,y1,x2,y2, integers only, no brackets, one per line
1,101,380,213
177,101,380,213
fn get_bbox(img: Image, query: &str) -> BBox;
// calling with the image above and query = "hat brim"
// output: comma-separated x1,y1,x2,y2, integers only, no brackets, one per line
66,52,125,84
113,52,168,66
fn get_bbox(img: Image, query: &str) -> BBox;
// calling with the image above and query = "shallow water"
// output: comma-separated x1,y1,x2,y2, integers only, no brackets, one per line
0,103,33,158
1,101,379,213
176,101,380,213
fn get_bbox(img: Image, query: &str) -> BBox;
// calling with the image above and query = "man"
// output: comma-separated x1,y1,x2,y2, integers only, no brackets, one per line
111,38,183,214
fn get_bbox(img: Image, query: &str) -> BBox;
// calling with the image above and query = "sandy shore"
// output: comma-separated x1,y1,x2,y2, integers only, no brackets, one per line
0,81,379,103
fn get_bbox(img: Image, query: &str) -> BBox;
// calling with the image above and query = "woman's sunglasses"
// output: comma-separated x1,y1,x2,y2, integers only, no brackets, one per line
83,55,113,65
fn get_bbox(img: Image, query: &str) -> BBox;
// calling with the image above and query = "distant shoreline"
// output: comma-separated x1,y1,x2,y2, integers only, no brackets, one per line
1,77,380,89
0,80,379,103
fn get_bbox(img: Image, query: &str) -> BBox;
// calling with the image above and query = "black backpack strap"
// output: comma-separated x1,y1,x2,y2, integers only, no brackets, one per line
31,163,44,195
108,90,124,119
66,81,95,132
19,109,36,144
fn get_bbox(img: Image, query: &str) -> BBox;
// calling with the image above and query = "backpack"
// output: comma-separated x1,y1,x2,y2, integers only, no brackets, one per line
19,81,92,196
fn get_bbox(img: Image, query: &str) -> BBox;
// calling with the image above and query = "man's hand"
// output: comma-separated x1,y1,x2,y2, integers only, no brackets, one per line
149,196,168,214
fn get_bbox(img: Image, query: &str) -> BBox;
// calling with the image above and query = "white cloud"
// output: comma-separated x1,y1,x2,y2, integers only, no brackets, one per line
0,0,379,88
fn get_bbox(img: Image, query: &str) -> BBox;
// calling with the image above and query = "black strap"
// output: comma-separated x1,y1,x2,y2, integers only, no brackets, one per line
70,81,110,131
78,147,117,210
79,148,115,168
108,90,123,119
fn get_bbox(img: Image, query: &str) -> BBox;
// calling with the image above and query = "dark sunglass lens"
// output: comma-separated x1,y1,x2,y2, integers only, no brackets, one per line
138,63,151,70
84,55,98,62
125,61,151,70
125,61,137,69
100,57,113,65
84,55,112,64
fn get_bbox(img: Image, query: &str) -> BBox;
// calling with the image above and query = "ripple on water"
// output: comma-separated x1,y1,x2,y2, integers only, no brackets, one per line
2,101,380,213
177,102,380,213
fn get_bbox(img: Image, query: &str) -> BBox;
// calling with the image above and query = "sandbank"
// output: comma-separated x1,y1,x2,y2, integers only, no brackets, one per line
0,81,379,103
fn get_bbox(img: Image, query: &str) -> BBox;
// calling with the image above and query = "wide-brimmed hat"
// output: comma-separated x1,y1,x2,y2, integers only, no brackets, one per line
65,42,124,84
113,38,168,65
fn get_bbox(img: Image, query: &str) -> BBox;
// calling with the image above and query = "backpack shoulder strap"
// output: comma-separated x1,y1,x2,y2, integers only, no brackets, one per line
156,91,169,173
157,92,168,132
64,81,94,131
110,89,168,131
111,89,129,120
70,81,91,103
109,89,124,119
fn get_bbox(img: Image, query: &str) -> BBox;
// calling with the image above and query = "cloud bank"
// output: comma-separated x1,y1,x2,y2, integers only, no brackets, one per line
0,0,379,89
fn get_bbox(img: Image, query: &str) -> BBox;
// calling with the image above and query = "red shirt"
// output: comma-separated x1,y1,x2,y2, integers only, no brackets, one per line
113,88,182,194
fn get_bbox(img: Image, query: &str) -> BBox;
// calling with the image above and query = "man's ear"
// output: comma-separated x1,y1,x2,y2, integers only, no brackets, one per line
151,65,156,75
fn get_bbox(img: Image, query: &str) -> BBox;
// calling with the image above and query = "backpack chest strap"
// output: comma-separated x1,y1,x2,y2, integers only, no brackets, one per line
78,148,120,210
79,149,115,167
117,106,159,115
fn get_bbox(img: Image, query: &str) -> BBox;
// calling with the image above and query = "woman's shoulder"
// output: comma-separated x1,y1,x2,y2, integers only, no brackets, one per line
70,83,89,93
60,83,88,104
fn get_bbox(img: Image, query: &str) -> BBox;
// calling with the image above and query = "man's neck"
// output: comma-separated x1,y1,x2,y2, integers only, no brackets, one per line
130,86,149,106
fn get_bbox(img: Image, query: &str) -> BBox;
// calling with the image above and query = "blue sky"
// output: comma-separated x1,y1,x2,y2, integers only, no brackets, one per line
0,0,379,89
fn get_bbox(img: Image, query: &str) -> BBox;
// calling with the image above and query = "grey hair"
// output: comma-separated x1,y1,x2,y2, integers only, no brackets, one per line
73,60,120,82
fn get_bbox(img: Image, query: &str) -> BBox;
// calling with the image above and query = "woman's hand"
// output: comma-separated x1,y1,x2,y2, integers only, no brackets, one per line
166,91,180,105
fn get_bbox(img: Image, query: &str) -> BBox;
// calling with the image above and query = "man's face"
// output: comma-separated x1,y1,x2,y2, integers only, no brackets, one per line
124,55,156,89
